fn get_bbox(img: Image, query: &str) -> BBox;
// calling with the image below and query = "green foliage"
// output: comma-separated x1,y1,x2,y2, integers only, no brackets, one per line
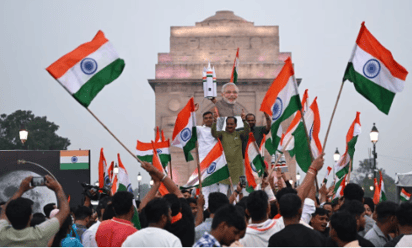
350,158,396,202
0,110,70,150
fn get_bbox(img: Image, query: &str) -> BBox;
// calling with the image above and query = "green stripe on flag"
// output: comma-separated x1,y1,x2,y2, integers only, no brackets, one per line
344,62,395,115
60,163,89,170
288,122,312,172
73,58,125,107
270,94,301,150
252,155,265,177
336,166,349,179
201,166,230,188
233,70,238,84
137,154,171,168
183,127,197,162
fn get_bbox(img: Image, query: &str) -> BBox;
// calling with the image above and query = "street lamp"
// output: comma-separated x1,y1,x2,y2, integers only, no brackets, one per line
150,180,154,187
370,123,379,179
296,172,301,184
19,126,28,147
333,148,340,162
113,163,119,175
137,172,142,200
370,185,374,191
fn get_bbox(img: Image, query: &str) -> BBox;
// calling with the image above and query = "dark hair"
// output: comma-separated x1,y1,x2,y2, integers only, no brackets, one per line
269,202,278,219
74,206,92,220
376,201,397,223
52,215,72,247
343,183,364,202
312,207,329,218
245,113,255,120
212,204,245,231
396,202,412,226
279,194,301,218
186,197,197,205
323,202,332,208
43,203,56,218
209,192,229,214
97,196,112,219
30,213,46,227
275,187,297,202
163,194,181,217
226,116,237,124
6,198,32,230
330,211,358,242
203,111,213,118
247,190,268,221
339,200,365,218
144,198,171,224
363,197,375,213
102,203,116,221
112,191,134,216
181,189,191,194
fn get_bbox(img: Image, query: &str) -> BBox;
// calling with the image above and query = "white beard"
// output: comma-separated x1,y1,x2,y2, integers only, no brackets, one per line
223,97,237,105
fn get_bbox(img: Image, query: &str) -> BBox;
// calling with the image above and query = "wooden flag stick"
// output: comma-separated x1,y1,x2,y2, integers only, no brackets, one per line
192,114,203,192
169,161,173,181
86,108,143,164
347,159,353,183
322,81,345,153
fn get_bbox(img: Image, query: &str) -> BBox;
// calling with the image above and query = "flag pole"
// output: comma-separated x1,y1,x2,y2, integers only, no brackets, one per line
322,81,345,153
347,160,353,183
86,108,143,164
169,161,173,181
267,135,293,177
192,115,203,192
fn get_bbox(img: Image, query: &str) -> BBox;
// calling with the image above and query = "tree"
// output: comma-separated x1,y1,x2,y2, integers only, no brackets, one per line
0,110,70,150
350,158,396,202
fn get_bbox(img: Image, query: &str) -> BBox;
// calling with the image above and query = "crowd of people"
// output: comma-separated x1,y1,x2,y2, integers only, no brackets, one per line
0,82,411,247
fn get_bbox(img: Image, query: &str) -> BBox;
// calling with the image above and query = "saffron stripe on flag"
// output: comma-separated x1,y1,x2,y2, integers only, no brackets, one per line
47,31,108,78
60,150,89,156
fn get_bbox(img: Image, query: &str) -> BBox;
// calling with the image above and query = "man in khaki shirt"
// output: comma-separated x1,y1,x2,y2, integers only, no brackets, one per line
0,175,70,247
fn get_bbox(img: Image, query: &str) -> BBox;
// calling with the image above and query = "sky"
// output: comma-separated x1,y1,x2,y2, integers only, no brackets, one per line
1,0,411,188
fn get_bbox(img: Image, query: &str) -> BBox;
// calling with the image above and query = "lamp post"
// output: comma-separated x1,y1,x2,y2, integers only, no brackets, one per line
19,126,28,149
113,163,119,175
370,123,379,179
333,148,340,181
137,172,142,200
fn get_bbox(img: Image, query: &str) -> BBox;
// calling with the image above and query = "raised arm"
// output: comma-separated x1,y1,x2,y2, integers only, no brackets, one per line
139,177,160,212
1,176,34,220
211,122,223,139
297,153,325,203
140,161,184,198
44,175,70,227
264,112,272,133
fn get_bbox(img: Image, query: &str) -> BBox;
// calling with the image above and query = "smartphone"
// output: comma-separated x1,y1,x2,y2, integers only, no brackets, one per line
276,165,289,173
31,177,46,187
239,176,247,187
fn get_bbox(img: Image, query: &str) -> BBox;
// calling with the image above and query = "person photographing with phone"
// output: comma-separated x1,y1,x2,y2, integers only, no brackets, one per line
0,175,70,246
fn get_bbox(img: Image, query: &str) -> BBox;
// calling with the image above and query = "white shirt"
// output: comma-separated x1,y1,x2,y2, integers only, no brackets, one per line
196,125,217,162
239,219,277,247
82,220,100,247
121,227,182,247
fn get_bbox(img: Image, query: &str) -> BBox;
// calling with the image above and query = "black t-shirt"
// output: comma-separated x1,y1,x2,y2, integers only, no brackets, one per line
268,224,325,247
325,234,375,247
167,198,195,247
384,234,404,247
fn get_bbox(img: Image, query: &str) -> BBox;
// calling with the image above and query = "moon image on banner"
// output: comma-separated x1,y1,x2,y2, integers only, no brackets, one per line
0,170,57,214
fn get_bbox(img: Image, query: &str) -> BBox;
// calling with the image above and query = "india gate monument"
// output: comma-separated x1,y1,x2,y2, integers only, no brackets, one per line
148,10,299,186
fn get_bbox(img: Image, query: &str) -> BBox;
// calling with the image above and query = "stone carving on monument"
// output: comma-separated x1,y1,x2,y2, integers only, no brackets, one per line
148,10,301,186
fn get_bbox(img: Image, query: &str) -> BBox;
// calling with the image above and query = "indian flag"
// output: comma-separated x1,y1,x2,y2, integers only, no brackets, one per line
230,48,239,84
151,141,169,196
172,97,197,162
115,154,141,230
379,170,387,202
279,89,309,152
335,112,361,179
287,97,322,172
259,134,266,157
98,148,110,188
60,150,89,170
373,178,380,205
136,140,171,168
260,57,301,151
332,175,347,202
46,30,125,108
245,133,265,193
400,188,411,202
182,140,230,189
343,22,408,115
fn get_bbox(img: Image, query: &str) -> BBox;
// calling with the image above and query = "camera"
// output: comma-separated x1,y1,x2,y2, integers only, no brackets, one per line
80,182,107,201
239,175,247,187
31,177,46,187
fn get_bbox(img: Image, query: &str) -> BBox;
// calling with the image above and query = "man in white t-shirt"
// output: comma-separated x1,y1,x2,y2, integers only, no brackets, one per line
122,198,182,247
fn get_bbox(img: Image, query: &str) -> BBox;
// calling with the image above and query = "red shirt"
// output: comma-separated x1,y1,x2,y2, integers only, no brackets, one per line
96,217,137,247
